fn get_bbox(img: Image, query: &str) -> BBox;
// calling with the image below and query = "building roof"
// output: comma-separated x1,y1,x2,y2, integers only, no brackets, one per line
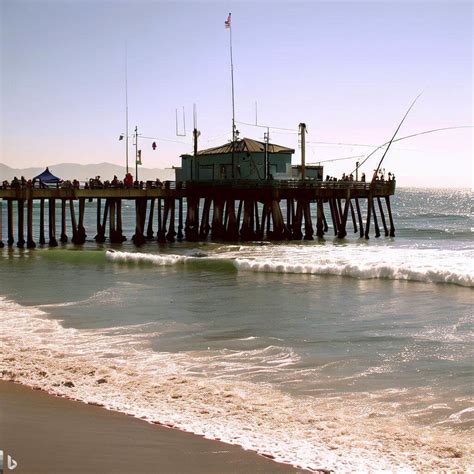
33,167,61,183
186,137,295,156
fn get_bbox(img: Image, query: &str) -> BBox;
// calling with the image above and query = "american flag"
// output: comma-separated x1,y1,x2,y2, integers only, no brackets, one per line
225,13,231,29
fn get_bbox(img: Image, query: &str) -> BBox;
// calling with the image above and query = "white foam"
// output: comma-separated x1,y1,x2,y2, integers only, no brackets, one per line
106,250,190,266
231,245,474,287
105,246,474,287
1,297,472,471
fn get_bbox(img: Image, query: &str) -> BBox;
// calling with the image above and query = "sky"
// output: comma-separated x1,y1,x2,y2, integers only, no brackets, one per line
1,0,472,187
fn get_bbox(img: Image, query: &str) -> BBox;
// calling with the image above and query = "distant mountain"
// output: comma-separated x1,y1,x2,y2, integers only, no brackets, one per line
0,162,175,182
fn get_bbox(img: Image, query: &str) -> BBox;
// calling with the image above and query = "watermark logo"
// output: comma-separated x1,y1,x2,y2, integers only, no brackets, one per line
0,450,18,472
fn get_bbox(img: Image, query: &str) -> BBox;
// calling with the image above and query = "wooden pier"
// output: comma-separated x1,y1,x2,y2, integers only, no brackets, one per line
0,180,396,248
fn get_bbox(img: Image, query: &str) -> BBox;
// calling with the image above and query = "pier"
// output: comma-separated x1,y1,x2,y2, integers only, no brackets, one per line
0,179,395,248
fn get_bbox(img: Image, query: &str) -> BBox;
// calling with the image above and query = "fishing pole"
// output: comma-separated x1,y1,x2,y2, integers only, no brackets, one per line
350,125,473,176
369,92,422,185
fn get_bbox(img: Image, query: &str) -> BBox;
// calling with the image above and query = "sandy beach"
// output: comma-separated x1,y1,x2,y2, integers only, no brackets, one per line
0,381,304,473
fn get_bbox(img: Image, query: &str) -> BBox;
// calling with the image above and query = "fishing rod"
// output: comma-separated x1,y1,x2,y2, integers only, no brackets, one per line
368,92,422,186
350,125,473,176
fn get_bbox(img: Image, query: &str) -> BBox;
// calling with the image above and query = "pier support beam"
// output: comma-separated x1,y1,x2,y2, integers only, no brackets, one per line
0,201,4,248
132,198,147,246
350,200,358,234
7,200,14,246
303,201,314,240
177,198,184,241
211,198,224,240
377,197,389,237
328,199,338,236
76,198,87,244
292,200,303,240
48,198,58,247
39,199,45,245
355,197,364,238
185,197,199,241
316,199,325,238
225,199,239,241
365,196,372,239
147,198,155,240
385,196,395,237
166,198,176,242
199,198,212,239
60,199,68,243
17,199,25,248
372,198,381,238
27,199,35,248
240,200,256,241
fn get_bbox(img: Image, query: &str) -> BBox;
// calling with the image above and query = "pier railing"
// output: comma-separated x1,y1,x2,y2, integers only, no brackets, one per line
0,178,396,247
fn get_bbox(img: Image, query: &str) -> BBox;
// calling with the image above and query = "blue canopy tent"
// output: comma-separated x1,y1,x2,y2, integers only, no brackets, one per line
33,167,61,185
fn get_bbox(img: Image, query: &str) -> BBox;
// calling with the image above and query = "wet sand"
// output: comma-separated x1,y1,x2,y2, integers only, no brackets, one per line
0,381,304,473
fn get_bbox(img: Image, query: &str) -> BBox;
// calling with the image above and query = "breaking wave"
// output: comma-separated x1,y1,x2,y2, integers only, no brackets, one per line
106,248,474,287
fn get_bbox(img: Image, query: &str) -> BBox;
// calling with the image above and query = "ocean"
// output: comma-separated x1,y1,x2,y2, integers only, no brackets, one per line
0,187,472,471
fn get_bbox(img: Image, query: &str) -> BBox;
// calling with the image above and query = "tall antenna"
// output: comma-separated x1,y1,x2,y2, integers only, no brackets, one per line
225,12,236,178
175,106,186,137
125,43,129,174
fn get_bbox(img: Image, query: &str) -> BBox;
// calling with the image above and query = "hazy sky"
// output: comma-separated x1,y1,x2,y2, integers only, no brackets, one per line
1,0,472,187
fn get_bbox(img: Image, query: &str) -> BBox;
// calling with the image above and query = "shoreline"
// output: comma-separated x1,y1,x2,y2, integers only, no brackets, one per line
0,381,305,473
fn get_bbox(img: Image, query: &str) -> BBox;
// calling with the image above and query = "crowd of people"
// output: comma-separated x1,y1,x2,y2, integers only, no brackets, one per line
325,169,395,183
1,174,165,190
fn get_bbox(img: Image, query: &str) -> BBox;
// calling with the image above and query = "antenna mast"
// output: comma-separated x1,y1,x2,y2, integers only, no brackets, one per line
225,12,236,178
125,44,129,174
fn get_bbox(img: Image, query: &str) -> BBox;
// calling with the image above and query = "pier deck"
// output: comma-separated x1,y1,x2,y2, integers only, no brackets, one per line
0,180,396,247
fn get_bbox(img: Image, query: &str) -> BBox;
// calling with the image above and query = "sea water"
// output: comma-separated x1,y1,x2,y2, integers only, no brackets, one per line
0,188,472,471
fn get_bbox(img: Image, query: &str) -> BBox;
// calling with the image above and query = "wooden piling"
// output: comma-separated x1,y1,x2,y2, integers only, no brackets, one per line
157,198,166,242
109,199,117,242
39,199,45,245
364,196,372,239
60,199,68,243
16,199,25,248
349,200,358,234
26,199,35,248
116,199,125,242
337,194,350,239
166,198,176,242
303,201,314,240
177,198,184,241
7,199,14,246
293,200,303,240
199,197,212,238
0,200,4,248
77,198,86,244
147,198,155,240
211,198,224,240
70,200,79,243
355,197,364,238
316,199,324,238
385,196,395,237
372,198,381,238
48,198,58,247
159,198,169,243
328,199,338,236
377,197,389,237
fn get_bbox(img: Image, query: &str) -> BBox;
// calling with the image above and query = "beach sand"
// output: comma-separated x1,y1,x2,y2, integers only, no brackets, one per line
0,381,304,473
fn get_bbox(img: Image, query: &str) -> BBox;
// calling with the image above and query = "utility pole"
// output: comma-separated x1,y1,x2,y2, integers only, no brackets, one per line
134,126,139,182
264,127,270,180
299,123,307,180
125,44,129,174
356,161,359,181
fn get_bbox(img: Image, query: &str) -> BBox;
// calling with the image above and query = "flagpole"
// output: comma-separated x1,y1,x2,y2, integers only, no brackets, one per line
135,126,138,182
228,12,236,178
125,43,129,174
